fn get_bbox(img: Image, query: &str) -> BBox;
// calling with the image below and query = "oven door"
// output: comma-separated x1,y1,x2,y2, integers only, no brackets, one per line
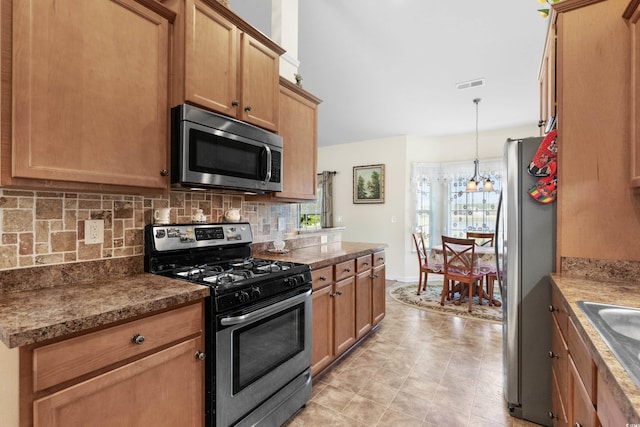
214,288,311,427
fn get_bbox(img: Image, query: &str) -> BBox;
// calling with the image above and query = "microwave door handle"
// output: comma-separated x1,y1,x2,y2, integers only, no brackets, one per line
263,144,272,183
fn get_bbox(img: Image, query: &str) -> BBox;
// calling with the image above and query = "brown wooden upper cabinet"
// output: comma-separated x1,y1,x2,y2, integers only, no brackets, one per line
175,0,284,132
274,78,321,201
5,0,174,192
625,0,640,188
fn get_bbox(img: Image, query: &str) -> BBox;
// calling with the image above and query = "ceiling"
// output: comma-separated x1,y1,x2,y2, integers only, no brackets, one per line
228,1,550,147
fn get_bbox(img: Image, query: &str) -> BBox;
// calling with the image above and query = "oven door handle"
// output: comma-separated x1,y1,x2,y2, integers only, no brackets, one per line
220,289,311,326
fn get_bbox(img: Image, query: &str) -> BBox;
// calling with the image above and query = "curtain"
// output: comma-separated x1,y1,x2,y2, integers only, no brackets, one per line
319,171,335,228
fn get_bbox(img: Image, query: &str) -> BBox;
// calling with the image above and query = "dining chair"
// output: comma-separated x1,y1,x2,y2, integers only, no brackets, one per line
466,231,494,247
466,231,498,307
411,232,438,296
440,236,486,312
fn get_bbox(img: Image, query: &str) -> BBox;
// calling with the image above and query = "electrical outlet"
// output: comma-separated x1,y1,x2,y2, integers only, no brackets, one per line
320,235,328,244
85,220,104,244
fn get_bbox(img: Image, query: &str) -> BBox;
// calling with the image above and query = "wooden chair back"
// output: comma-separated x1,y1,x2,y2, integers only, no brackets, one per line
441,236,477,277
412,232,428,266
466,231,495,247
412,232,433,295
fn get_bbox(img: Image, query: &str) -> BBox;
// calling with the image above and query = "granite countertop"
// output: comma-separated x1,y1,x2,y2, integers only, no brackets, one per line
0,273,209,349
254,241,387,269
551,273,640,421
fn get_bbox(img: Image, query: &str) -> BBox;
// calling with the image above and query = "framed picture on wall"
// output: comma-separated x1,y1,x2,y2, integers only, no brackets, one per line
353,164,385,204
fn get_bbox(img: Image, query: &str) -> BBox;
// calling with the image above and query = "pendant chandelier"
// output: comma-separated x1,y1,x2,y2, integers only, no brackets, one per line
466,98,494,192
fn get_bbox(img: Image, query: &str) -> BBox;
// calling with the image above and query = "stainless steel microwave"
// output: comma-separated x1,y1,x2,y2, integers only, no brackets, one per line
171,104,283,193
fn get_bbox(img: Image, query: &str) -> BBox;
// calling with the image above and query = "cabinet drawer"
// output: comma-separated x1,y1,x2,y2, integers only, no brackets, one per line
33,302,203,391
334,259,355,281
373,251,385,267
551,367,568,427
312,266,333,290
568,317,596,404
356,255,372,273
551,314,568,403
551,285,569,337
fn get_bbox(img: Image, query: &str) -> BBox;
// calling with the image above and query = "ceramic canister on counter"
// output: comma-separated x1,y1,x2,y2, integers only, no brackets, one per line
224,209,240,222
154,208,171,224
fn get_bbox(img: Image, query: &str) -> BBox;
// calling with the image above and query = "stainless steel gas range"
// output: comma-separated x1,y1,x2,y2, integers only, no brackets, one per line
144,223,312,427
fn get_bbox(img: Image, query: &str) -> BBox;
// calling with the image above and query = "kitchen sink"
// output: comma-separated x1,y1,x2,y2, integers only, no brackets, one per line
577,301,640,388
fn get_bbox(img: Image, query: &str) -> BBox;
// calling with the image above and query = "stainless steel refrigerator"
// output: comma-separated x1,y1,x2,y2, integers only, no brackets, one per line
496,137,556,426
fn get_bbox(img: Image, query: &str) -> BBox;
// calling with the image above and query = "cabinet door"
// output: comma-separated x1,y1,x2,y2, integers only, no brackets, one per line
372,264,386,325
627,4,640,187
311,285,333,376
333,277,356,356
34,337,204,427
184,0,238,117
239,33,279,131
568,357,597,427
355,270,372,339
12,0,170,189
275,81,319,201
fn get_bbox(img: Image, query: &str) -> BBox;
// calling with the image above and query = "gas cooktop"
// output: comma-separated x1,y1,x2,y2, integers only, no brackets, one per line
143,223,311,312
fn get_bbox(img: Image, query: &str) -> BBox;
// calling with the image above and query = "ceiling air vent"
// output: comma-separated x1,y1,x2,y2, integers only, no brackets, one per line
456,78,485,90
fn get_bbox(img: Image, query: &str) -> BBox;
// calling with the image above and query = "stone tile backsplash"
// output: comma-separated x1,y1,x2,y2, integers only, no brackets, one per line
0,189,298,271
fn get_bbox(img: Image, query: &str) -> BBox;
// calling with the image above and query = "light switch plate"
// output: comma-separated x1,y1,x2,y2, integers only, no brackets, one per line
85,220,104,244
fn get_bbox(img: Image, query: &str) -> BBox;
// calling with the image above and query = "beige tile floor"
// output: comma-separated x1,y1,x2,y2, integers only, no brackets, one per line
286,279,542,427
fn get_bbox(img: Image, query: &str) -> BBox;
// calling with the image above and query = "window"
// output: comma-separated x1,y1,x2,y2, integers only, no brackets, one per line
298,171,335,230
299,189,322,229
412,160,501,248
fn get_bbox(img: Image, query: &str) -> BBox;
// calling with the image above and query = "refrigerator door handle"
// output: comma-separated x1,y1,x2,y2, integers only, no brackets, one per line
495,189,503,296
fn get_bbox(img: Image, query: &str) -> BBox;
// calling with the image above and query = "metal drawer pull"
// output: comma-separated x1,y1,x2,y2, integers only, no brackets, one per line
195,351,206,360
131,334,145,345
336,290,342,296
319,276,327,281
344,268,351,272
548,351,558,359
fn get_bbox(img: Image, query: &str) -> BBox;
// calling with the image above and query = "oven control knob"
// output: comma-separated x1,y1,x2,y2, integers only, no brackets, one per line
250,286,261,298
284,276,300,287
238,290,250,303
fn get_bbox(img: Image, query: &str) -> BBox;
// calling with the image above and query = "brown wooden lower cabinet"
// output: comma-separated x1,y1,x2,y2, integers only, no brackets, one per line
311,251,385,377
550,285,632,427
20,302,205,427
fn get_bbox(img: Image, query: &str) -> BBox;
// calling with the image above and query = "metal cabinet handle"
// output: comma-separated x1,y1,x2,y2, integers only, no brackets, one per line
244,105,252,112
336,290,343,296
549,305,555,312
574,423,582,427
195,351,206,360
344,268,351,273
548,412,557,420
131,334,145,345
548,351,558,359
319,276,327,281
363,261,369,266
160,169,169,176
231,100,239,107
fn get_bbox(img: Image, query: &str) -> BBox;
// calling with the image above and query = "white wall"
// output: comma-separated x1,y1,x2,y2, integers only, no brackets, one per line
318,124,539,282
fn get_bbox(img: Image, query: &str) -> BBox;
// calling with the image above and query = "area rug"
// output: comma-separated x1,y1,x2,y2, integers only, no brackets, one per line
390,281,503,323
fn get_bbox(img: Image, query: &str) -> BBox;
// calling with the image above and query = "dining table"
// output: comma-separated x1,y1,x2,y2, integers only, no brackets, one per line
428,243,502,307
